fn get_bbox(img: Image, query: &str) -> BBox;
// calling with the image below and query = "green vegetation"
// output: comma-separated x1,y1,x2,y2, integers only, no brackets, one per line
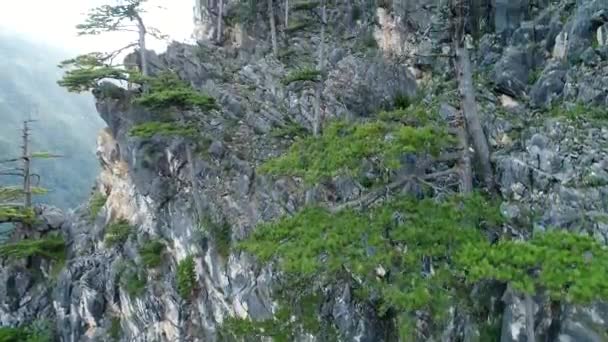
133,72,218,112
282,68,321,85
292,1,320,11
220,313,295,341
109,317,122,342
57,53,135,93
88,192,107,220
0,321,54,342
260,117,452,183
592,33,600,49
0,186,45,226
220,303,334,341
128,121,199,139
459,230,608,303
199,215,232,258
234,90,608,338
0,235,65,261
176,255,196,299
393,93,413,109
120,269,147,297
285,20,311,34
29,152,59,159
59,60,218,114
0,206,36,225
239,194,502,339
547,102,607,122
139,239,165,268
271,121,310,139
220,295,338,341
104,219,133,247
528,68,542,85
0,326,29,342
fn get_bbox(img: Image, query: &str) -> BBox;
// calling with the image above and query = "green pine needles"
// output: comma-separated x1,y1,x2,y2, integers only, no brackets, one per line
458,230,608,304
282,68,321,85
176,256,196,299
139,239,165,268
128,121,198,139
260,118,452,183
57,53,135,93
0,206,36,224
104,219,133,247
120,269,147,297
0,235,66,262
108,317,122,342
0,321,54,342
59,59,219,113
198,215,232,258
239,194,502,338
88,192,107,220
133,72,218,112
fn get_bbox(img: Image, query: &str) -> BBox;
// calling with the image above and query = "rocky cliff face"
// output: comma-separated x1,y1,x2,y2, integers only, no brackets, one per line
2,0,608,341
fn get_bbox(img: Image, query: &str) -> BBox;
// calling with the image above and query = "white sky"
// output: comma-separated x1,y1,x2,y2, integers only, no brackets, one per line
0,0,196,54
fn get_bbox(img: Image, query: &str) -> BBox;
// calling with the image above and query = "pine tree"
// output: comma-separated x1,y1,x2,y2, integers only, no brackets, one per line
58,0,168,92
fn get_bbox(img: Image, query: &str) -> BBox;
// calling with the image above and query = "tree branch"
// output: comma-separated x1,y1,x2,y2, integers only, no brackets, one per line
0,158,21,163
330,168,458,213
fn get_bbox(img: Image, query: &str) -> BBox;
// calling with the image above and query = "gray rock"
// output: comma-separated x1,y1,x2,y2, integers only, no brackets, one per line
494,0,531,40
36,205,65,230
500,287,534,342
581,47,600,66
207,140,225,159
530,62,567,108
566,0,608,63
324,55,417,118
493,46,541,98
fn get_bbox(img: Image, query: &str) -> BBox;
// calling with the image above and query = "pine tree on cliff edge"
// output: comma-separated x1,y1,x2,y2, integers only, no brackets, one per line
58,0,168,93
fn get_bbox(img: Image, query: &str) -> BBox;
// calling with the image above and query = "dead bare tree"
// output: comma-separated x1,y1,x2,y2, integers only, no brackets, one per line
0,116,60,226
217,0,224,43
285,0,289,29
21,119,33,208
451,0,494,192
312,0,327,136
268,0,278,56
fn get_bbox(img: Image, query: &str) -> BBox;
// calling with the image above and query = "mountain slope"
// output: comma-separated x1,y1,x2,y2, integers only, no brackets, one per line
0,33,104,209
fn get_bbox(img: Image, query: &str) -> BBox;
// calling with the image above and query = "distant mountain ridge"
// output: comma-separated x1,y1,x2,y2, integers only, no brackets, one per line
0,33,104,209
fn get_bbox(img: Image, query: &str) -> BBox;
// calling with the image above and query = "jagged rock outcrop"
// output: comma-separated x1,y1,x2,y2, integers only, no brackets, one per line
1,0,608,341
0,206,65,328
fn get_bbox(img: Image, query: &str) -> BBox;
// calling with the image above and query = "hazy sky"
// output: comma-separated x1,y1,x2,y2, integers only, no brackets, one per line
0,0,195,54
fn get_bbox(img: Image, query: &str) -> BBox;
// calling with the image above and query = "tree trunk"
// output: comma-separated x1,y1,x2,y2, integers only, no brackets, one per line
285,0,289,29
312,0,326,137
216,0,224,43
268,0,278,56
135,15,148,76
454,109,473,193
524,293,536,342
22,121,31,209
455,46,494,191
